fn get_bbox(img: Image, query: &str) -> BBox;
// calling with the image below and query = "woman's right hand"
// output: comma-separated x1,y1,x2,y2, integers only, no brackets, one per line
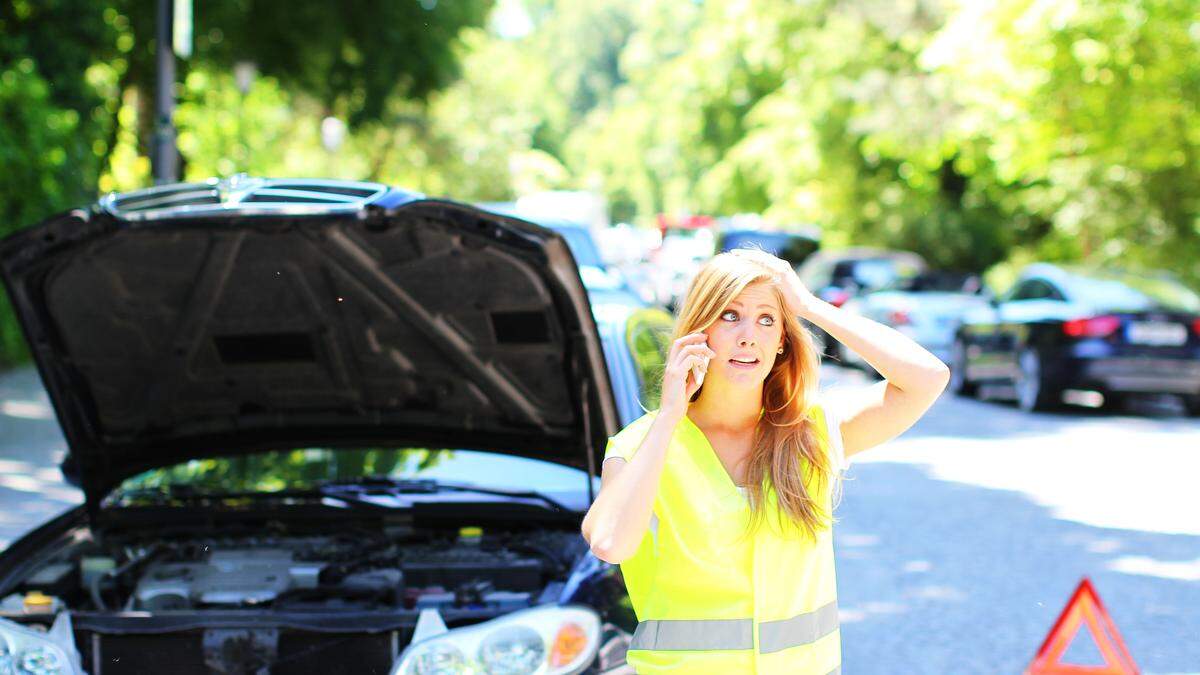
660,332,716,419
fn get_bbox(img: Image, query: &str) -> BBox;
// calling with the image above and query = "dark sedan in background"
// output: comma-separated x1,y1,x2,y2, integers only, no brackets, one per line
950,263,1200,413
0,177,666,675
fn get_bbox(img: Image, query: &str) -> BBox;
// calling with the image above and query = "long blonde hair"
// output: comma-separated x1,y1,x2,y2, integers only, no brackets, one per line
671,251,833,540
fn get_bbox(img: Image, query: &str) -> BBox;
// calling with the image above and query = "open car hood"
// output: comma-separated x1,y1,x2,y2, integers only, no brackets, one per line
0,178,618,507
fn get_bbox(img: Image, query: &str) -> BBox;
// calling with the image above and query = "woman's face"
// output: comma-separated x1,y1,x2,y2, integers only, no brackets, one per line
702,282,787,388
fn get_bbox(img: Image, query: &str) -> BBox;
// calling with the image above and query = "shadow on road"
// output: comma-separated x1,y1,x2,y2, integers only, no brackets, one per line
836,462,1200,675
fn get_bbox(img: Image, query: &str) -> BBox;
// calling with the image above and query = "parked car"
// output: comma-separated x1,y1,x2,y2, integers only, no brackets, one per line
536,219,647,310
0,176,677,674
477,204,646,310
840,271,988,369
796,248,928,361
649,227,714,312
714,227,820,269
950,263,1200,413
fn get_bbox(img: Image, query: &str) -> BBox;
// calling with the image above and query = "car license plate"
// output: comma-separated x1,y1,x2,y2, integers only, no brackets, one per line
1126,322,1187,346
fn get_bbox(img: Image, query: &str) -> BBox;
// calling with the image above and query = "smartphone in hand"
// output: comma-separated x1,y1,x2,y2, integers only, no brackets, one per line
692,339,710,387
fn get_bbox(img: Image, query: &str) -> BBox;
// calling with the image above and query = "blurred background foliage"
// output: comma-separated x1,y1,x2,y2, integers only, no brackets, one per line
2,0,1199,367
116,447,453,496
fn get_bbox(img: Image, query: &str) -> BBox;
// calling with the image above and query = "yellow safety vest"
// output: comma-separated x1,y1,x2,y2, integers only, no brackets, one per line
603,405,841,675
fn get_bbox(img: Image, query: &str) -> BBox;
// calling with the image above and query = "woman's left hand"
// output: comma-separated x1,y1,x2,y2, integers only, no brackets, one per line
730,248,819,317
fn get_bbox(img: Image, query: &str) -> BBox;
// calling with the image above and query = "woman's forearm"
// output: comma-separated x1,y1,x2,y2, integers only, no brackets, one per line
802,298,949,396
581,409,681,564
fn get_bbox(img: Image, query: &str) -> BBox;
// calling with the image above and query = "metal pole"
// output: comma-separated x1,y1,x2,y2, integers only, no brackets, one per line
153,0,178,184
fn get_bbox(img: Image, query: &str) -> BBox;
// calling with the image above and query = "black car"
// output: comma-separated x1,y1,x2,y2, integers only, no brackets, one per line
0,177,673,674
950,263,1200,413
714,228,820,268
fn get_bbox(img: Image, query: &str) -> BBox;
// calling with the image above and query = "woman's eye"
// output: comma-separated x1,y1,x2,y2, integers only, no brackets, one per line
721,310,738,321
759,315,775,326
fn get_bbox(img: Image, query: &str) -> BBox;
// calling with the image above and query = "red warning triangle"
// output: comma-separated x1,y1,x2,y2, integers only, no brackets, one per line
1024,577,1139,675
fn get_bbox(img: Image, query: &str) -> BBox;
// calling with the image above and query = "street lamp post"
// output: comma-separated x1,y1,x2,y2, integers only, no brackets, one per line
152,0,178,184
233,61,256,172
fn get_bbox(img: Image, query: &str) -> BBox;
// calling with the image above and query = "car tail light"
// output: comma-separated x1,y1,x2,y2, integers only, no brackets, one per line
889,310,912,326
1063,315,1121,338
1192,317,1200,336
821,288,851,307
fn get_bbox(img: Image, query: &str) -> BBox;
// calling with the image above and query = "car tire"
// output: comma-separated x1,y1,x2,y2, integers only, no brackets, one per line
1185,395,1200,418
1101,391,1128,413
1015,347,1058,412
949,339,977,398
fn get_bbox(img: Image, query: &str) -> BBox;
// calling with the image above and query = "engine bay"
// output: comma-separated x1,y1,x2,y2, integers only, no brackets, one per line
3,524,587,618
0,520,607,673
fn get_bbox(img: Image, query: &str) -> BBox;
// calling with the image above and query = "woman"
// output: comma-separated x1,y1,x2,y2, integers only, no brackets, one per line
580,248,949,674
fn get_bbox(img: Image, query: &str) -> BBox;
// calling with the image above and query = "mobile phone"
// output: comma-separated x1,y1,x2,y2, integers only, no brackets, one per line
691,340,710,387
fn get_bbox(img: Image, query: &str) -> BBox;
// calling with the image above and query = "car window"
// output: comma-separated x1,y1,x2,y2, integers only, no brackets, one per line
718,231,819,267
1060,271,1200,312
549,224,605,267
1009,279,1061,301
851,259,905,290
624,308,675,411
113,448,592,498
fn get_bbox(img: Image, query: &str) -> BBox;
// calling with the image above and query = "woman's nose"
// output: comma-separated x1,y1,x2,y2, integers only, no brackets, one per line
737,335,756,347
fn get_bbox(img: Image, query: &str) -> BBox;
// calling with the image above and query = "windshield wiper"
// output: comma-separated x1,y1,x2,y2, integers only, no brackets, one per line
109,479,575,514
316,477,574,513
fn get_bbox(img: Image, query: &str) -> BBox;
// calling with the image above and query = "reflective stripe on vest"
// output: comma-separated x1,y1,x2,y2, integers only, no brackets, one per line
630,600,839,654
630,617,753,651
758,600,839,654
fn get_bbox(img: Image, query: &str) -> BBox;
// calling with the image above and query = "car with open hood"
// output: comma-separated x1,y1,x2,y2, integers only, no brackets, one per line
0,176,653,674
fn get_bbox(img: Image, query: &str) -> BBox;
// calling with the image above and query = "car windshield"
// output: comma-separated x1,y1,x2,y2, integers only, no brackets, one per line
1061,270,1200,312
719,231,819,266
880,272,981,294
113,448,595,498
547,224,605,268
849,259,906,289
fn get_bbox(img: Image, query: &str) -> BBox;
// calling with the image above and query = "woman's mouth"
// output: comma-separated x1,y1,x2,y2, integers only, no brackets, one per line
728,357,760,369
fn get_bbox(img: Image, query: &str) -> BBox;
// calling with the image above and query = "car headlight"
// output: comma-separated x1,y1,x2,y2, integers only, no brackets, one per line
392,605,600,675
0,612,83,675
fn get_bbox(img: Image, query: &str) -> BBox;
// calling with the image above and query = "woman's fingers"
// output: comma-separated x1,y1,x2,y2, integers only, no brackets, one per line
679,342,716,357
667,332,708,361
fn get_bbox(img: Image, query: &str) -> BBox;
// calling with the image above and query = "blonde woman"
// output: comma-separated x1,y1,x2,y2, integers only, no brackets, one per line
581,248,949,674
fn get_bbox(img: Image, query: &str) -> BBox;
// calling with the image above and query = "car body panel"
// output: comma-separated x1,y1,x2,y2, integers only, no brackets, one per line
0,179,620,507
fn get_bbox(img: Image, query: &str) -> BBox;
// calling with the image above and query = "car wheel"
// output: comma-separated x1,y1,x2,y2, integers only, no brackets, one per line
1101,391,1128,413
1185,395,1200,418
1015,347,1058,412
949,339,977,397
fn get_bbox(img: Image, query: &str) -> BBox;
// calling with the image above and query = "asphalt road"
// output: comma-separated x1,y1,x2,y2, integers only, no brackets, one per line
1,363,1198,673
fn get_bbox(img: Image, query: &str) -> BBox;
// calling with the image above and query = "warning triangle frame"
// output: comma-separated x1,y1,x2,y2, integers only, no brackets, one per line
1024,577,1139,675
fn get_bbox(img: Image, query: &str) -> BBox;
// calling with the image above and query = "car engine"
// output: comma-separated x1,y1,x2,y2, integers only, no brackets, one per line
52,527,586,615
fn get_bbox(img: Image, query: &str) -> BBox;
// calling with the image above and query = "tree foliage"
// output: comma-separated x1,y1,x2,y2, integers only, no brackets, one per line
3,0,1199,369
0,0,491,366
